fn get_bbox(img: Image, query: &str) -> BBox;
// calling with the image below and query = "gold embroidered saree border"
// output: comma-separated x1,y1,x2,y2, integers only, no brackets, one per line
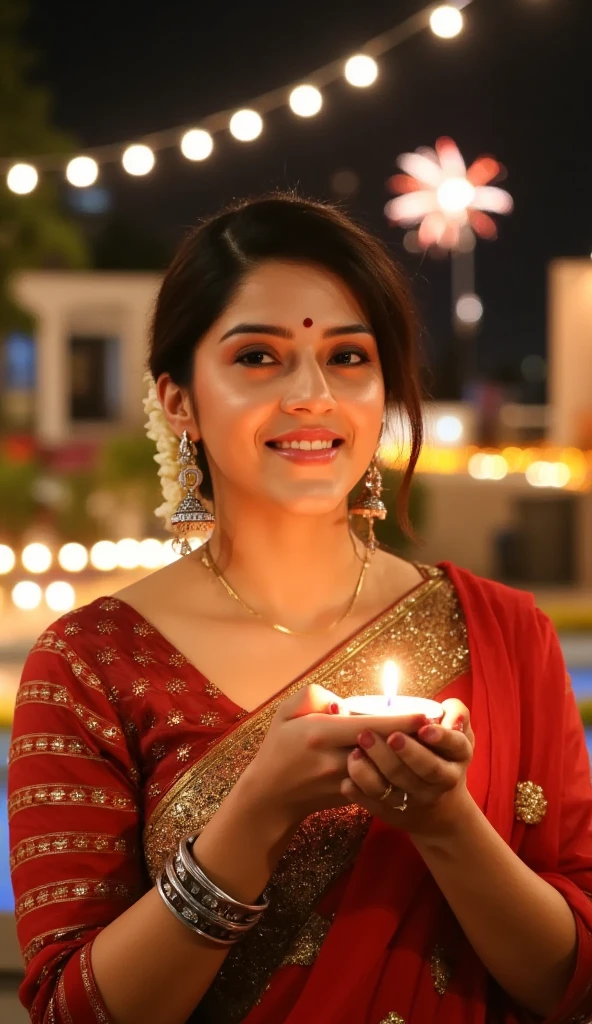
144,572,446,858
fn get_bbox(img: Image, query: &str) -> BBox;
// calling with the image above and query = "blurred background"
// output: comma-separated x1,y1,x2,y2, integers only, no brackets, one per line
1,0,591,1017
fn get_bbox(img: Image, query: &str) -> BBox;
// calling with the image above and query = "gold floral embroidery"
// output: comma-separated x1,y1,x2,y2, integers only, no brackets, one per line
97,619,118,634
9,733,100,764
177,743,192,762
133,649,156,666
14,683,124,746
380,1015,405,1024
80,942,110,1023
131,678,150,697
431,944,451,994
166,709,184,726
99,598,120,612
166,678,188,694
9,783,137,821
151,742,167,762
200,710,222,727
204,680,220,698
145,570,469,1023
31,633,104,692
16,877,135,922
64,622,82,637
11,831,128,871
281,912,331,966
515,781,548,825
133,621,155,636
168,652,188,667
96,646,120,665
148,782,162,799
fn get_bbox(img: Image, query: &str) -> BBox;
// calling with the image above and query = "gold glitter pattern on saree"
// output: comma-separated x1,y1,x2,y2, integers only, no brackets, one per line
280,911,332,967
145,569,469,1022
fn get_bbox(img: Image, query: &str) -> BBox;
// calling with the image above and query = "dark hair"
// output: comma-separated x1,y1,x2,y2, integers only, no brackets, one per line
148,193,423,535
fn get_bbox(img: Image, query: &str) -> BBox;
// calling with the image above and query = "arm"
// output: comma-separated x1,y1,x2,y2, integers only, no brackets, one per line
9,638,293,1024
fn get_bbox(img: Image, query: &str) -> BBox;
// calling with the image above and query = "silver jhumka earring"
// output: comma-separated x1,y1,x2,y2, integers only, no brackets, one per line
350,457,387,554
170,431,215,555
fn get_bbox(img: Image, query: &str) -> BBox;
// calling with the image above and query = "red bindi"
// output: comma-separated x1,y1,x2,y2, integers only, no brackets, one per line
303,317,313,328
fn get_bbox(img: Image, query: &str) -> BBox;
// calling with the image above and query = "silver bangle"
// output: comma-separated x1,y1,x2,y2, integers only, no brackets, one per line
157,858,241,946
179,834,269,923
166,858,253,934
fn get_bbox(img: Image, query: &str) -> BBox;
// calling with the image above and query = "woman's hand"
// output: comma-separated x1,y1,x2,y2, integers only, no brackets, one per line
241,684,426,830
342,698,475,841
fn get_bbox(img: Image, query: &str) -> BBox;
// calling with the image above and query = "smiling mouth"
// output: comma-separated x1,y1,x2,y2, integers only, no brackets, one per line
266,439,344,451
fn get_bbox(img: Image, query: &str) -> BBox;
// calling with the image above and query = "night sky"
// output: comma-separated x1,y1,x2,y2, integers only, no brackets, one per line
25,0,592,397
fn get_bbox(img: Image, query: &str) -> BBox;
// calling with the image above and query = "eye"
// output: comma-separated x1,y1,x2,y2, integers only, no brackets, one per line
329,348,370,366
235,348,278,366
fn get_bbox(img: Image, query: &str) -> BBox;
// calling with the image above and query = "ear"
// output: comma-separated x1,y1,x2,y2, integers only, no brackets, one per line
156,374,200,441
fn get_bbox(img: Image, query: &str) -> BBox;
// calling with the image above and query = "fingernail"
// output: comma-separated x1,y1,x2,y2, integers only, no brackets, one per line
453,717,465,733
388,732,406,752
352,747,364,760
358,730,375,750
419,725,441,743
329,702,340,715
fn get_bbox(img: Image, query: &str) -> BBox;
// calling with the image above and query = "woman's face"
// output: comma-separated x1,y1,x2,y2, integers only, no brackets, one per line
176,260,385,516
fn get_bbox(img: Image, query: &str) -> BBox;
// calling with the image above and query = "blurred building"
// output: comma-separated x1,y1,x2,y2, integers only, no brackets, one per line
549,258,592,448
5,271,160,444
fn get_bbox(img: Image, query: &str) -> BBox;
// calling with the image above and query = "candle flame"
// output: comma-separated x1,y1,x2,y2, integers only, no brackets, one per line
381,661,400,707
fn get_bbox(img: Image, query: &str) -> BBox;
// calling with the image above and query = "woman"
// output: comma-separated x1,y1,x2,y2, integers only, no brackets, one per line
8,195,592,1024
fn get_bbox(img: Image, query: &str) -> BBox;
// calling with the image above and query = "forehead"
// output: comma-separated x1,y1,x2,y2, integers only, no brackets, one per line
220,261,365,325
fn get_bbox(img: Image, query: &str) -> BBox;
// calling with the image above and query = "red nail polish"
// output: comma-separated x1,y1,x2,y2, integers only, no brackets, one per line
358,730,375,750
419,725,439,743
388,733,406,752
329,702,340,715
453,717,465,733
352,747,364,760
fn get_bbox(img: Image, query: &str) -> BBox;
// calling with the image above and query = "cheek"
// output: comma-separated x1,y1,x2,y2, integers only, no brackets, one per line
193,370,272,457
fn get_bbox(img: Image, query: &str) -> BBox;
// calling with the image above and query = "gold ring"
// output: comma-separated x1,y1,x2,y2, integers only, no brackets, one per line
392,791,409,812
379,783,393,802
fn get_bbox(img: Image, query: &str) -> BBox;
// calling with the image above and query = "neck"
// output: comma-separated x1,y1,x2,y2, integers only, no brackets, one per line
203,497,368,631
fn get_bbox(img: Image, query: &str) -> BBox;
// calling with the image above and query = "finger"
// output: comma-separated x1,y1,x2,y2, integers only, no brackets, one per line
347,744,423,802
385,732,461,789
415,723,474,763
440,699,471,734
341,777,408,817
280,684,343,719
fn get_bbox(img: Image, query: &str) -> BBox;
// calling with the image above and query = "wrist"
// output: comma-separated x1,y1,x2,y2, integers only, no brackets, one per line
410,787,481,857
232,761,297,841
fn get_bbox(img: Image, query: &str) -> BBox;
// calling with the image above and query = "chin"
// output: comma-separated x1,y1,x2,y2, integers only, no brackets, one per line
268,482,351,517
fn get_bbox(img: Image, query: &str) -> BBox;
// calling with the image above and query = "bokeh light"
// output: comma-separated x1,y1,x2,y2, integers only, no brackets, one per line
90,540,118,571
435,415,463,443
138,538,165,569
468,454,509,481
66,156,99,187
122,144,155,176
289,85,323,117
115,538,141,570
429,5,464,39
7,163,38,194
456,294,484,324
58,543,89,573
22,543,52,573
180,129,214,161
0,545,16,575
45,581,76,612
229,110,263,142
344,55,378,87
12,581,42,610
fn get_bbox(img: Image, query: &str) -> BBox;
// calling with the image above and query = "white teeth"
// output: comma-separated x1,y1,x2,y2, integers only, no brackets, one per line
275,439,335,450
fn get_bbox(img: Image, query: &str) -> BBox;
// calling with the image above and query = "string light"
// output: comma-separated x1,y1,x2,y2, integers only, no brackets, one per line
45,581,76,612
138,538,165,569
58,542,89,572
122,144,155,176
115,538,142,569
180,129,214,161
22,543,52,573
289,85,323,117
12,581,42,610
66,156,99,187
430,5,465,39
344,54,379,87
0,544,16,574
7,163,38,194
1,1,480,189
456,293,484,323
229,109,263,142
90,540,118,571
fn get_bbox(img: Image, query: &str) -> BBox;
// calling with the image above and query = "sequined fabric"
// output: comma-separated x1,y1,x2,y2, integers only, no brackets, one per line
8,569,470,1022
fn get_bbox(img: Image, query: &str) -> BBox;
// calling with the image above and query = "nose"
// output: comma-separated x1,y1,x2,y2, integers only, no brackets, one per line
280,352,337,416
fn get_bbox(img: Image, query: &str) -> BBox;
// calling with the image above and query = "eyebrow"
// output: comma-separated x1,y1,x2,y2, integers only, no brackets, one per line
219,322,373,342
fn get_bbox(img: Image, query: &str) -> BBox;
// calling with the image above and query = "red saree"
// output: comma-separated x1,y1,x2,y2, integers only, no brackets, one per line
8,563,592,1023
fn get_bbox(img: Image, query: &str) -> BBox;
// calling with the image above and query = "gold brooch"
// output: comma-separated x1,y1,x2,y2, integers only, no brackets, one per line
380,1015,405,1024
515,781,548,825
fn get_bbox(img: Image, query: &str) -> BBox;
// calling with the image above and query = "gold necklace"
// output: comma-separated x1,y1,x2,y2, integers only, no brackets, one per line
200,543,369,636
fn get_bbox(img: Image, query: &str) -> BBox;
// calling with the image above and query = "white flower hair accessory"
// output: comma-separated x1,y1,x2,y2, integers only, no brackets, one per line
143,371,184,532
